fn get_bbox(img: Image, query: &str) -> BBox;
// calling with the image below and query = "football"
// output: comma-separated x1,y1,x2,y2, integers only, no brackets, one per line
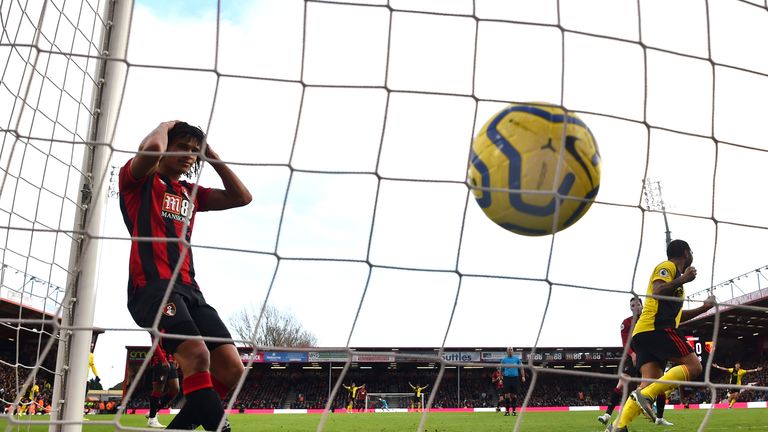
468,103,601,236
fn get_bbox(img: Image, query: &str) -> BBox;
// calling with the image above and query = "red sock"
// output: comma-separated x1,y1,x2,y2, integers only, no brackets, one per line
182,371,213,395
212,376,230,399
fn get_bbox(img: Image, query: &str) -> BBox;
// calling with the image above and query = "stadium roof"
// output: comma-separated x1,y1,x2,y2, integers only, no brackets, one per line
0,298,60,346
680,289,768,340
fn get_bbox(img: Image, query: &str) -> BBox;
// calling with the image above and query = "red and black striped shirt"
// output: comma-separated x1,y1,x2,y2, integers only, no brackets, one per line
150,343,168,367
620,315,635,357
119,159,211,297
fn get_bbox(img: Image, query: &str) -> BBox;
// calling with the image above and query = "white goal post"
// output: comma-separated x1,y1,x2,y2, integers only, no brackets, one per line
0,0,129,430
365,392,424,412
50,0,131,430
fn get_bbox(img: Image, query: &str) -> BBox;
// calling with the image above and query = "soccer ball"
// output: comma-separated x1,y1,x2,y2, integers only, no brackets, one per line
467,103,601,236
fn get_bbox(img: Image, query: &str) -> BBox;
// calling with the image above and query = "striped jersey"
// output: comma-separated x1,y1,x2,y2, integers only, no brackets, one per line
119,159,211,297
620,315,635,356
150,343,169,367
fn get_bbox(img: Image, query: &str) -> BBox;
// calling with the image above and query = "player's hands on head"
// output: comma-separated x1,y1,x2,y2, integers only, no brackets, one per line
160,120,179,130
682,266,697,282
202,141,220,162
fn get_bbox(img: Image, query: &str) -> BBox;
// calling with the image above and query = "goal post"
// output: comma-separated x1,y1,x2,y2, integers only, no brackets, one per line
46,0,132,430
365,392,424,412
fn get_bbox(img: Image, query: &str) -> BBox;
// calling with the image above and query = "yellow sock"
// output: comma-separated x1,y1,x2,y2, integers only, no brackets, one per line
616,397,642,428
640,365,689,399
729,398,735,408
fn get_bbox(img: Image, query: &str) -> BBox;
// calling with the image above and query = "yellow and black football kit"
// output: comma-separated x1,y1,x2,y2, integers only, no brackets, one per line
727,368,747,392
632,260,693,368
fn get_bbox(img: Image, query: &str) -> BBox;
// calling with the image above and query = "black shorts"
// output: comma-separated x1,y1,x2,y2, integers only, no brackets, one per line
495,386,505,397
622,359,638,377
151,363,170,384
632,328,693,369
128,282,233,354
167,362,178,380
503,377,521,394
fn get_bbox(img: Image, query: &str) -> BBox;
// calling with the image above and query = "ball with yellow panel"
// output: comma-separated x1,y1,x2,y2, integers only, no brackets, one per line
468,103,601,236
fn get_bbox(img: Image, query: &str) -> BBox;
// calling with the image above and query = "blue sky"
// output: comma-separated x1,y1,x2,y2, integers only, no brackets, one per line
135,0,252,22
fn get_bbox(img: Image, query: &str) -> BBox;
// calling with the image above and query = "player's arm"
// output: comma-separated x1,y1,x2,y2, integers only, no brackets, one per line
680,295,716,322
156,343,170,367
711,363,728,371
651,266,696,296
519,360,526,382
130,121,176,179
746,367,763,373
200,144,252,211
88,352,100,379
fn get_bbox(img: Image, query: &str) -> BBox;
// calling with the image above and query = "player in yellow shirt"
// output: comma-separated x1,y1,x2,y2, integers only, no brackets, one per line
17,397,28,415
342,383,365,413
409,382,429,412
88,351,100,382
607,240,716,432
712,362,763,408
28,381,40,401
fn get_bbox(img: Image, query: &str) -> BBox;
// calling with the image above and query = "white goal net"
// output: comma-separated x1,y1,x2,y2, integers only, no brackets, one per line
2,1,768,432
365,392,423,412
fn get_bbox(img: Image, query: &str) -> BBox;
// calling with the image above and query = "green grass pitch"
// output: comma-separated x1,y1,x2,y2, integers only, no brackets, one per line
2,409,766,431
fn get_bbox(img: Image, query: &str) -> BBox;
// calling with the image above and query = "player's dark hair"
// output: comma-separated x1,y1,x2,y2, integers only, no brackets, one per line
167,121,205,178
666,239,690,259
630,296,642,305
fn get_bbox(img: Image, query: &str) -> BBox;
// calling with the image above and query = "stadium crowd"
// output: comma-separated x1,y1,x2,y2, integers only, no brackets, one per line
0,350,55,415
121,356,768,410
4,345,765,413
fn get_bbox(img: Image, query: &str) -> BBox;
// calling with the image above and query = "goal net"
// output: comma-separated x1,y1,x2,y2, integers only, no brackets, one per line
2,1,768,432
365,392,423,412
1,0,123,430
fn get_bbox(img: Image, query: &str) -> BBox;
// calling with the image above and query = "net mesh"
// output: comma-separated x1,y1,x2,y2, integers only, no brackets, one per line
3,0,768,431
0,0,109,425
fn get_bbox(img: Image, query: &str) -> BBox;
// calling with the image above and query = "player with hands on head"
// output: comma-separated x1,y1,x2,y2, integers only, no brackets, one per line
119,120,252,431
